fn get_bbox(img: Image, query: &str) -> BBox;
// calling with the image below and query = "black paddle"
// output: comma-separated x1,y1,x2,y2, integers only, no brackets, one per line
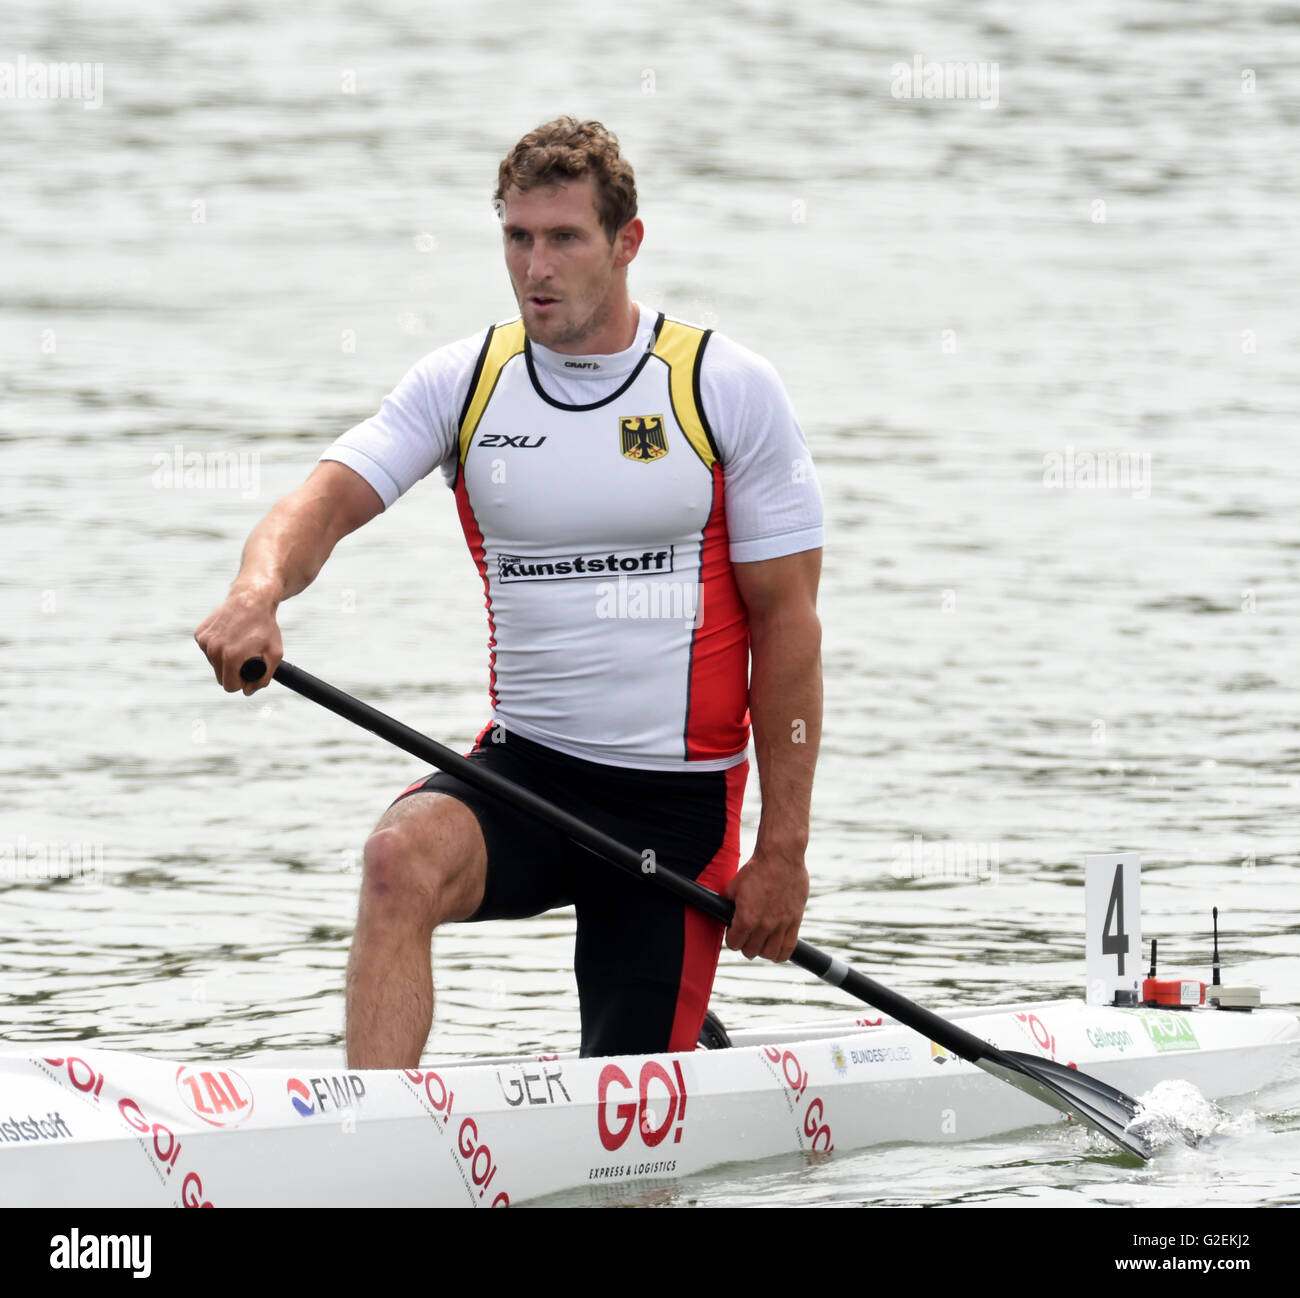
240,656,1155,1160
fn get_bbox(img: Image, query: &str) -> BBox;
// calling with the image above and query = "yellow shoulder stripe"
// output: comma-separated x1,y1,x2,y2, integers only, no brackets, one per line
652,319,716,469
458,319,527,464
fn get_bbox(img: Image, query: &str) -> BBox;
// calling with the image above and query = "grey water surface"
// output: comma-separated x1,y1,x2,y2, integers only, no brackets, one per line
2,0,1298,1208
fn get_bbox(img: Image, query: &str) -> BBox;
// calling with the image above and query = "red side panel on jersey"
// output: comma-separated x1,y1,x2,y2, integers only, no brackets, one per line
454,468,499,708
667,760,748,1052
682,462,751,761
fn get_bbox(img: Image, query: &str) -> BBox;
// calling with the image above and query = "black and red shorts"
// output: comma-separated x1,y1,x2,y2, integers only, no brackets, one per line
394,725,747,1059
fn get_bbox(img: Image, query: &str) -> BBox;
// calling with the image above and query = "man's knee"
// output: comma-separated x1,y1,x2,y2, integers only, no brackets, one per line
359,794,486,928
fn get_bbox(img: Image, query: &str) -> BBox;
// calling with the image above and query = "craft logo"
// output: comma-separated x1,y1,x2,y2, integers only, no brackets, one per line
287,1073,367,1117
176,1065,254,1128
597,1059,689,1151
830,1044,848,1076
498,547,675,583
1131,1011,1199,1054
620,415,668,462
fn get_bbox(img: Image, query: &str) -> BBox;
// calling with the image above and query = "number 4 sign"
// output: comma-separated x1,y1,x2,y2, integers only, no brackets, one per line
1084,853,1142,1005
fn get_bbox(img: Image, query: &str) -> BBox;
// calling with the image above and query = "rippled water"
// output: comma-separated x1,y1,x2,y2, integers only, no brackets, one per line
2,0,1299,1207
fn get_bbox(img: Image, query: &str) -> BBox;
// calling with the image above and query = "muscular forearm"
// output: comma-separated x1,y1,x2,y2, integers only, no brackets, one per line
197,461,382,692
747,603,822,858
231,490,340,607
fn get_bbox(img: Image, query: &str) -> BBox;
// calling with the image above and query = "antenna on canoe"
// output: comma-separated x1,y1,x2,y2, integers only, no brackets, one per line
1211,906,1221,987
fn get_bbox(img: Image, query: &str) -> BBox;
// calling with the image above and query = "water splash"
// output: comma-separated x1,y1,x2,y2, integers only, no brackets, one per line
1126,1078,1246,1151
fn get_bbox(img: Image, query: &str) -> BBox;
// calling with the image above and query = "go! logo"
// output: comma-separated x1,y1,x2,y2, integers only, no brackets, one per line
763,1046,833,1152
404,1069,509,1207
597,1059,689,1151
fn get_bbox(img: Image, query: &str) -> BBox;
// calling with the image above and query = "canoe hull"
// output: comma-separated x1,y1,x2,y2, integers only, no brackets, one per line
3,999,1296,1207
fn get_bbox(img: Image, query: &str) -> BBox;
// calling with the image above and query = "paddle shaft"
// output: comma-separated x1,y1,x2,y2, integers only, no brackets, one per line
243,658,1002,1067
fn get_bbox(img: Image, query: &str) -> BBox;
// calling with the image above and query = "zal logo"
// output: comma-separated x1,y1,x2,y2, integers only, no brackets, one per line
287,1073,367,1117
597,1059,688,1151
479,434,547,448
175,1066,254,1128
620,415,668,462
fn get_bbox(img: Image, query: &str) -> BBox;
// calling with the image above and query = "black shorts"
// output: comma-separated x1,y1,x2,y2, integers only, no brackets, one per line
393,724,748,1058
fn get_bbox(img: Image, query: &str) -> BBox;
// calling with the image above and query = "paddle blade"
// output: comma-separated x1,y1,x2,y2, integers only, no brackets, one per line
979,1051,1155,1161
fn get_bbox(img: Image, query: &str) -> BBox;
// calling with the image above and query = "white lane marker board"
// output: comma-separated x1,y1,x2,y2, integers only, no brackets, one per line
1085,852,1142,1005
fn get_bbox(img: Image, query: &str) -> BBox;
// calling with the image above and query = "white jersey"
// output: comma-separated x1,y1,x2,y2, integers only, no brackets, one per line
321,304,823,770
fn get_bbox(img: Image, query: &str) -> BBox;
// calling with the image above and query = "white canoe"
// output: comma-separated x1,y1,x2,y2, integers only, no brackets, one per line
2,998,1296,1207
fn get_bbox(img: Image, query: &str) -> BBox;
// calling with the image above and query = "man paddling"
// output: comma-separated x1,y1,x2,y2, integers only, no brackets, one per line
196,116,823,1064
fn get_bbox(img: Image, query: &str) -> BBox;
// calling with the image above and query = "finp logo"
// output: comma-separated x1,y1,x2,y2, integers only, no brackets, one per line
287,1078,315,1117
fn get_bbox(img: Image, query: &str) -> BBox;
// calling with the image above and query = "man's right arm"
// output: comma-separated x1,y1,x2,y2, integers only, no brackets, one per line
195,461,384,693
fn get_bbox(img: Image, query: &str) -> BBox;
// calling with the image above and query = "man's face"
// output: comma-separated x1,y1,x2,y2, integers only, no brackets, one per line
501,177,634,352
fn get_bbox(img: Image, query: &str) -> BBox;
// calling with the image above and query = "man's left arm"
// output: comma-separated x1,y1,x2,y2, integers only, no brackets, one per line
725,548,822,961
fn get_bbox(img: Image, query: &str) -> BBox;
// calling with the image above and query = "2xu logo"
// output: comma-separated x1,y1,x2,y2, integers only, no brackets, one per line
763,1046,833,1152
597,1059,689,1151
479,434,547,448
42,1056,214,1207
404,1069,508,1207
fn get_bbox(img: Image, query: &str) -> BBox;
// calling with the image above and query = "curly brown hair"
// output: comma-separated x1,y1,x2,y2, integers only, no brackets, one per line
494,117,638,243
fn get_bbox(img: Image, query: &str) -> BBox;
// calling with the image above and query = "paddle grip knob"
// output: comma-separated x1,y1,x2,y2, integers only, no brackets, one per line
240,657,269,684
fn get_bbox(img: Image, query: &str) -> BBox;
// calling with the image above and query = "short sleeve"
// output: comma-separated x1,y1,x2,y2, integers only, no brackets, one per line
318,330,488,508
699,332,824,563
